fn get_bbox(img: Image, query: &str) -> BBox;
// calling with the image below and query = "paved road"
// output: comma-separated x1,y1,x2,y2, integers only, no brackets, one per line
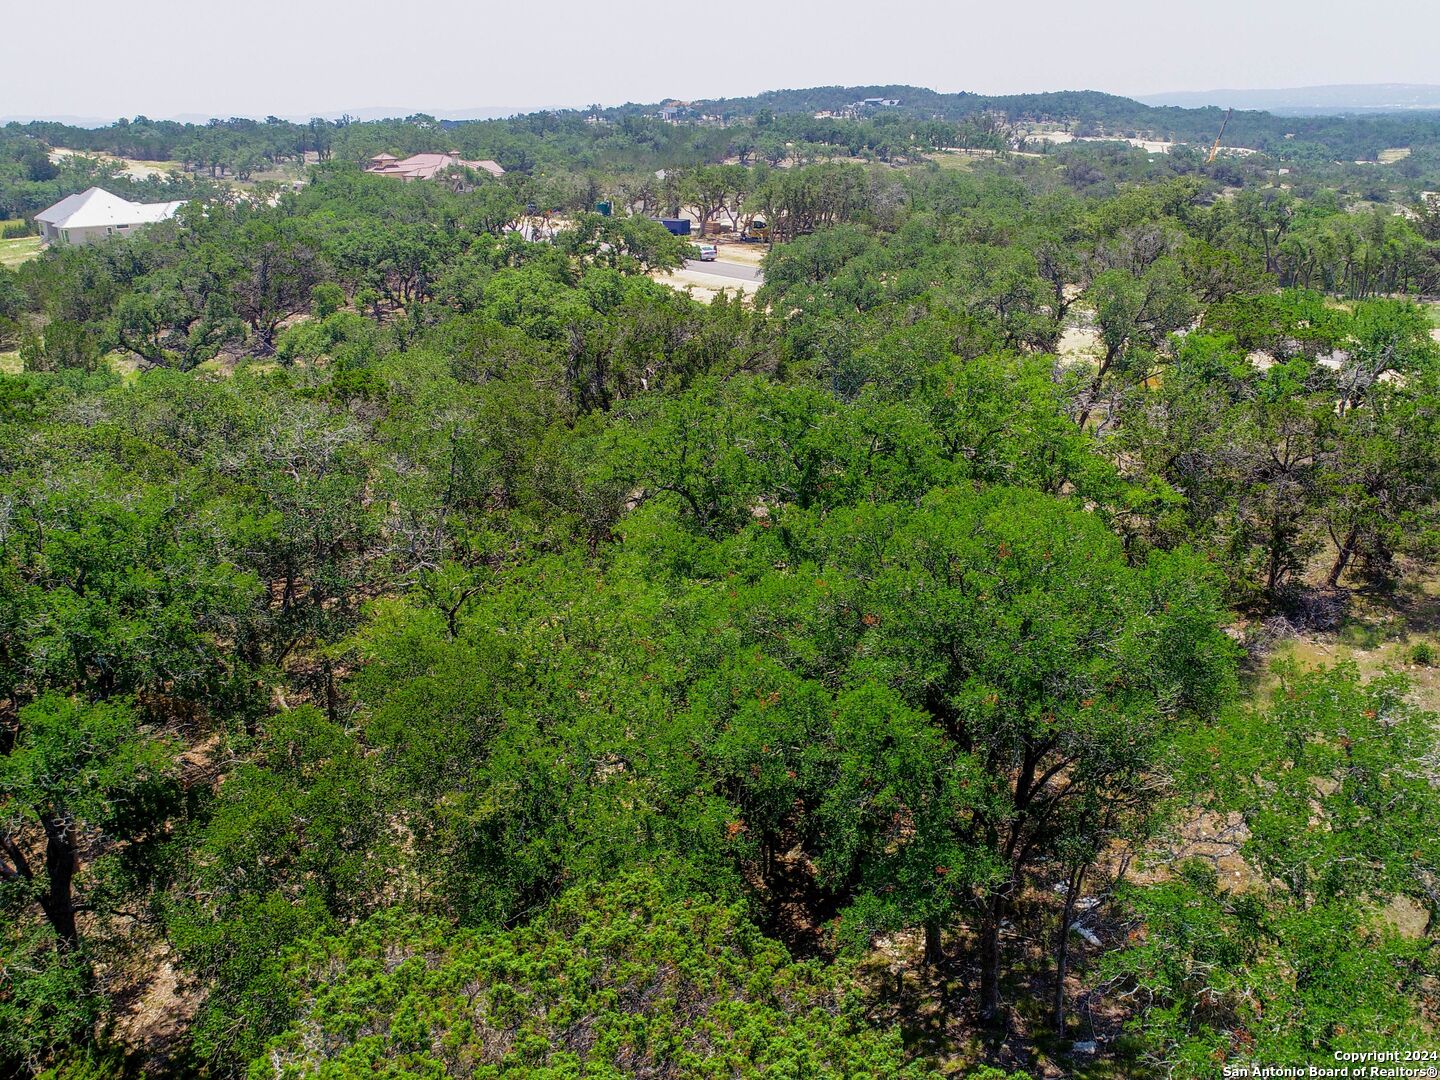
682,259,763,283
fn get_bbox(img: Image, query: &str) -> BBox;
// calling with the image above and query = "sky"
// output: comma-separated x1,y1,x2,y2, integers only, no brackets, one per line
5,0,1439,121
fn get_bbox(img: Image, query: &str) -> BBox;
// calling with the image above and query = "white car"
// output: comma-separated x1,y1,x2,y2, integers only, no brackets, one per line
693,243,718,261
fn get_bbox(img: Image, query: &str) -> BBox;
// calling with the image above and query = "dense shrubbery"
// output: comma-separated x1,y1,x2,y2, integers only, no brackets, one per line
256,874,934,1079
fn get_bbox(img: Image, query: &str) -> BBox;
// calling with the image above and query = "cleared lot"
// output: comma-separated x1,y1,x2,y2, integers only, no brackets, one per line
49,146,181,180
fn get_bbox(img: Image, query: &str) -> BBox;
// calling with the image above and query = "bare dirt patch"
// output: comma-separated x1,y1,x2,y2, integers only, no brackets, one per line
708,239,767,267
104,943,203,1070
651,265,761,302
49,147,181,181
1056,325,1101,366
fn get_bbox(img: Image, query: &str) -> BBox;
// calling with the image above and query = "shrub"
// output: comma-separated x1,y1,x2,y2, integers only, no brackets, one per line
310,282,345,318
0,925,103,1077
275,310,368,364
252,873,936,1079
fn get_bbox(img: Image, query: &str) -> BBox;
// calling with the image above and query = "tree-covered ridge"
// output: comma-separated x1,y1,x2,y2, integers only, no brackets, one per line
14,84,1440,162
662,83,1440,154
6,78,1440,225
1,117,1439,1079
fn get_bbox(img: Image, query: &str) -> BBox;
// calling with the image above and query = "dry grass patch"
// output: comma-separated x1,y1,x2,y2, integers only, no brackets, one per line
0,234,42,268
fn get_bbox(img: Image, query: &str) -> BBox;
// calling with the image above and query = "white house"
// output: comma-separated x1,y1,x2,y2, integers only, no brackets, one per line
35,187,187,247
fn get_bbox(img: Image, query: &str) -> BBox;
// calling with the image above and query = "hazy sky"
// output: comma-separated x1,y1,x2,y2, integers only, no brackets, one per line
5,0,1438,120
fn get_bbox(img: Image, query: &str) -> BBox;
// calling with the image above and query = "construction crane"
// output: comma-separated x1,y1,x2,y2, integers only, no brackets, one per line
1206,108,1234,165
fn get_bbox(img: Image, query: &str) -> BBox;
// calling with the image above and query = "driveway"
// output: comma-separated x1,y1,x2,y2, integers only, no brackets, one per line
682,259,763,283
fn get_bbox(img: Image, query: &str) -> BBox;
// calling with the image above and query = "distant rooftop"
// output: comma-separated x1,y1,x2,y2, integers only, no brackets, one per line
35,187,186,229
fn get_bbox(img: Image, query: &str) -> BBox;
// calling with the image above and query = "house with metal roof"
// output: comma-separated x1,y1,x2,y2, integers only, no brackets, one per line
35,187,186,247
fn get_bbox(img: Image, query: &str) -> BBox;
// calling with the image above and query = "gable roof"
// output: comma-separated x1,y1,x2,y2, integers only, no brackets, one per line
36,187,186,229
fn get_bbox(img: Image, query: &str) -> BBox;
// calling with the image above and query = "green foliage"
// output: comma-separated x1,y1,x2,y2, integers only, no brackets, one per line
2,104,1440,1078
19,319,104,372
1109,664,1440,1073
1108,862,1434,1076
34,1048,131,1080
1117,296,1440,599
309,281,345,318
1,694,181,934
165,704,390,1068
275,309,369,363
0,461,266,706
1204,663,1438,906
0,922,102,1076
177,890,336,1070
1,695,179,1072
253,873,936,1079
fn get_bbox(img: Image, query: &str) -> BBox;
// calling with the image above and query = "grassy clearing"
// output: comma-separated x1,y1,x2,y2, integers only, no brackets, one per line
1259,567,1440,715
0,352,144,379
924,151,981,172
0,235,42,268
1378,147,1412,164
105,351,142,381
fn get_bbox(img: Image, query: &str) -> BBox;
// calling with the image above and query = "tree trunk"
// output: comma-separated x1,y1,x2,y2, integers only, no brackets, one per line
1053,862,1086,1035
39,814,80,949
1326,526,1359,589
324,659,339,724
1074,351,1116,430
1266,525,1286,596
979,894,1006,1021
923,917,944,967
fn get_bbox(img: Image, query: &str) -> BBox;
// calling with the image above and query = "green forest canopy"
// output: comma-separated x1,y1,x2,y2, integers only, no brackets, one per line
1,96,1439,1080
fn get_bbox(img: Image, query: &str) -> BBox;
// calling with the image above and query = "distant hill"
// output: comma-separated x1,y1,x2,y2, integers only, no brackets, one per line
1138,84,1440,116
11,84,1440,166
604,85,1440,159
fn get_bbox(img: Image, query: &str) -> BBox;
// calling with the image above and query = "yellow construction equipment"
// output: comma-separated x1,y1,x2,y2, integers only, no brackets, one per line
1206,108,1234,165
